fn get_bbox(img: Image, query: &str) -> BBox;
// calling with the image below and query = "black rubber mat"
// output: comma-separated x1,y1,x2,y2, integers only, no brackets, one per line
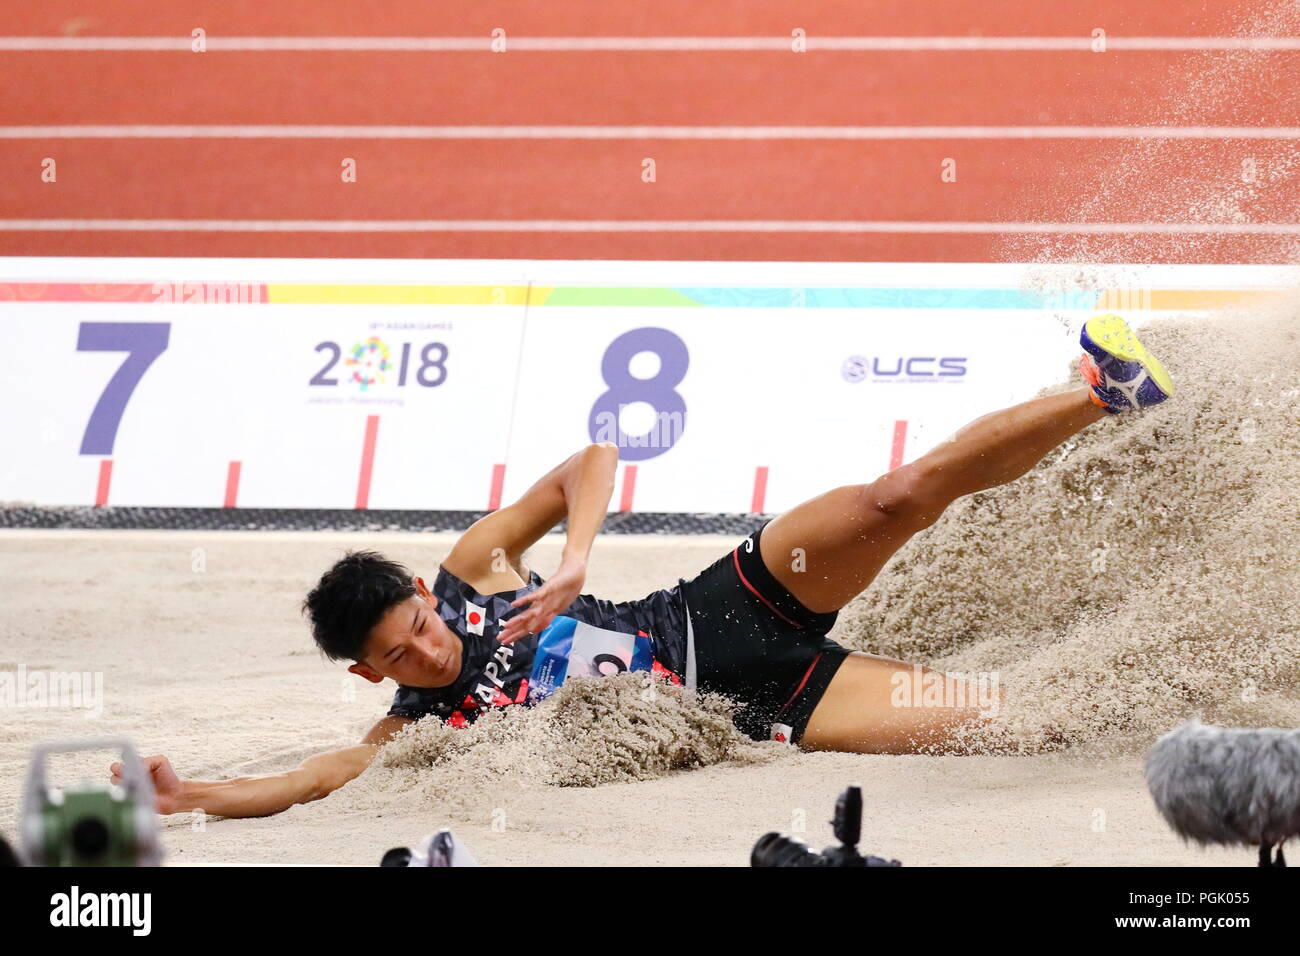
0,506,768,536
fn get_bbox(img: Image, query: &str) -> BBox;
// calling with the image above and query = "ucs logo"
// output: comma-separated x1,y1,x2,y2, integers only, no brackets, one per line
842,356,967,383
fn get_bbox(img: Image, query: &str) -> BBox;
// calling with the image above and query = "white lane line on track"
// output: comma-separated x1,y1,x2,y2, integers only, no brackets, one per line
0,36,1297,52
1,220,1296,235
3,126,1297,140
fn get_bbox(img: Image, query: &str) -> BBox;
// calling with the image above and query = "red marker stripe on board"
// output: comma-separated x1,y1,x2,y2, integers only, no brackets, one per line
94,459,112,506
224,461,241,508
487,463,506,511
355,415,379,509
619,465,637,512
889,420,908,470
751,466,769,513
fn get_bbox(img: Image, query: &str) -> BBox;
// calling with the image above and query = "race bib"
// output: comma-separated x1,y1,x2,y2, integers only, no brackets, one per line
528,616,654,703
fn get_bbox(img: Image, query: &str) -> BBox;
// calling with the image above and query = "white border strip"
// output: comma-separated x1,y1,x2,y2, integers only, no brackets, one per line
2,220,1296,235
3,125,1297,140
0,36,1297,52
2,257,1295,288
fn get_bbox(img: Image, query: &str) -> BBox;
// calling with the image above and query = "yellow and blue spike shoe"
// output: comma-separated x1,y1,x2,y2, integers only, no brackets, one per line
1078,313,1175,414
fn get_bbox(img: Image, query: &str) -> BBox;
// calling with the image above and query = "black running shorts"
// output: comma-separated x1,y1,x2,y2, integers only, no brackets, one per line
679,521,852,744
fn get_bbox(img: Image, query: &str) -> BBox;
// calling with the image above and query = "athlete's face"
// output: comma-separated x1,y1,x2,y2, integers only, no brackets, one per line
348,578,462,689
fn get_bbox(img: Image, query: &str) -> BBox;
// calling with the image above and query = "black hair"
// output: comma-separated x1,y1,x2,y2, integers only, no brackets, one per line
301,550,416,662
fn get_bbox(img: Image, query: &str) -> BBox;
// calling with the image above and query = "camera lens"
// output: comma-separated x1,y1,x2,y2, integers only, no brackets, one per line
751,832,820,867
70,817,111,859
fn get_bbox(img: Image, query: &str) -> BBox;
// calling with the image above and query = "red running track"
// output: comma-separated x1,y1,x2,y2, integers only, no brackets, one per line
0,0,1296,262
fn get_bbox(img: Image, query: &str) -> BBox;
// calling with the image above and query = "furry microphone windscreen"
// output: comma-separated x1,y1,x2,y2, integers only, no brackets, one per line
1145,721,1300,846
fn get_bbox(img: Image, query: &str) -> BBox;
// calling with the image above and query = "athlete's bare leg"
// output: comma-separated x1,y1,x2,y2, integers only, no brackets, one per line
799,653,1002,754
761,387,1108,753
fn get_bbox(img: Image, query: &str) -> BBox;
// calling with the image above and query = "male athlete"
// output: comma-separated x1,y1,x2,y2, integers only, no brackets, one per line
114,315,1174,818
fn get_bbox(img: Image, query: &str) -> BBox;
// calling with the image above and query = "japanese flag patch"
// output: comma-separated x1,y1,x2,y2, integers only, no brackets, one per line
465,601,486,636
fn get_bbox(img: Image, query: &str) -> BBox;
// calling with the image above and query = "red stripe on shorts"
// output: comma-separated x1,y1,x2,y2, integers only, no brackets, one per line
731,548,800,628
777,653,824,718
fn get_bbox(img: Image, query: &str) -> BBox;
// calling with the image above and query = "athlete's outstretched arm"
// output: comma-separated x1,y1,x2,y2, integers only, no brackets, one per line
443,442,620,642
108,716,410,819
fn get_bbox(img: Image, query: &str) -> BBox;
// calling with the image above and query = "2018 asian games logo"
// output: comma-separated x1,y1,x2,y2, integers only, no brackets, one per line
308,333,449,399
344,337,393,391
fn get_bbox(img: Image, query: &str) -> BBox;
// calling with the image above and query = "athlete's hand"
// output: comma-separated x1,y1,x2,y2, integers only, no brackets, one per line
500,557,587,644
110,753,187,815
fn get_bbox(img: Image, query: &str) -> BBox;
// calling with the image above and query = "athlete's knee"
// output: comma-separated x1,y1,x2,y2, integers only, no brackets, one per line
860,462,951,525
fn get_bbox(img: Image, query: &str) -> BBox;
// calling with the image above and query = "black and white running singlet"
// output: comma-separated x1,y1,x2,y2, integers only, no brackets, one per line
387,564,692,727
386,522,854,745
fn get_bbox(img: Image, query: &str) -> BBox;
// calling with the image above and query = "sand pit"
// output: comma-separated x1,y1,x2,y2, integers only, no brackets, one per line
0,531,1261,867
2,305,1296,866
